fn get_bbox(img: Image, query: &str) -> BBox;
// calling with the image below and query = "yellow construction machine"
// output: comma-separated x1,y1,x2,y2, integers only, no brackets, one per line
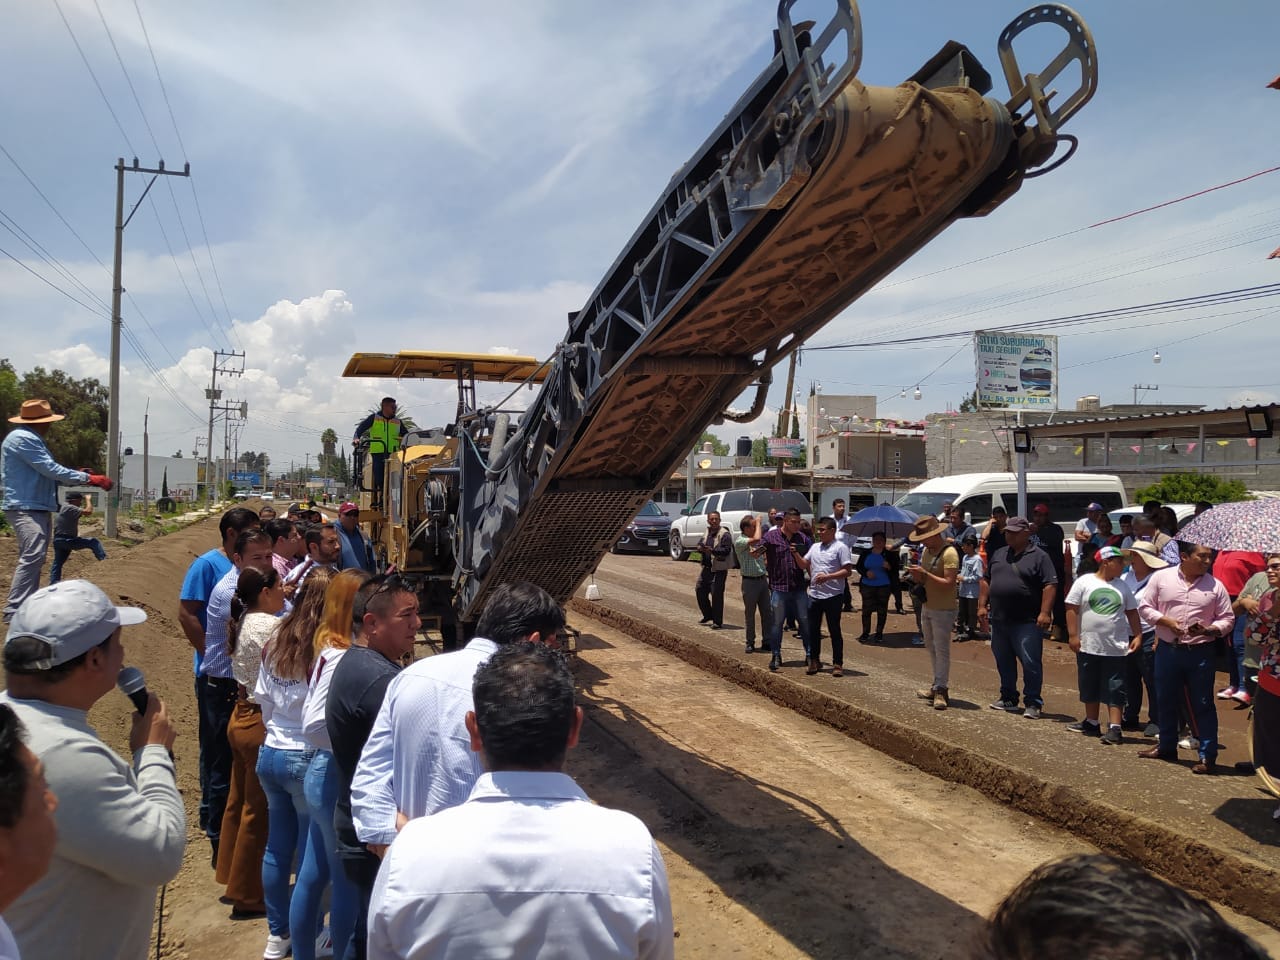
343,1,1099,645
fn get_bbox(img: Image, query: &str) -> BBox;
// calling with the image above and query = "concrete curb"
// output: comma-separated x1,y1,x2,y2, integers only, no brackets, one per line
569,596,1280,927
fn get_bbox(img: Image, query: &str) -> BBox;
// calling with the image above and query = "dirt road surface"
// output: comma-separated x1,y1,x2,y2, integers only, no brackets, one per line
2,516,1277,957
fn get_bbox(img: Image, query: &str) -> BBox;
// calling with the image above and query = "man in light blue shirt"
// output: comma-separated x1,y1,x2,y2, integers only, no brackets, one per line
2,400,112,621
351,581,566,852
367,642,673,960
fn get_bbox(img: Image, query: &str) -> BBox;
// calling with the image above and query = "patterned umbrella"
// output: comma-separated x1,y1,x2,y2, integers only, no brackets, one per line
840,503,919,539
1174,498,1280,553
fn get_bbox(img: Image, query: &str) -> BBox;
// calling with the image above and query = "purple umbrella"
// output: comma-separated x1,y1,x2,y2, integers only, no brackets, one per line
840,503,919,539
1174,499,1280,553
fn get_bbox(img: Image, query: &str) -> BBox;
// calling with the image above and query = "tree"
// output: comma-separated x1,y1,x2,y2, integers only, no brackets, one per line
161,468,169,499
1134,474,1253,506
696,431,729,457
959,390,980,413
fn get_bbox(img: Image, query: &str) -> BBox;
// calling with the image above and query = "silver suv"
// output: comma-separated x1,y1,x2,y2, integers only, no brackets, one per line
668,488,813,561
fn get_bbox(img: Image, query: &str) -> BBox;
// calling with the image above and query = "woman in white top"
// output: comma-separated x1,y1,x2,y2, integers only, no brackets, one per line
300,568,368,960
218,564,285,916
255,568,330,960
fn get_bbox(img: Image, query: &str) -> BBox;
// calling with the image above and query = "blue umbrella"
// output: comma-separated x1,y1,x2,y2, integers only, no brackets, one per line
840,503,919,539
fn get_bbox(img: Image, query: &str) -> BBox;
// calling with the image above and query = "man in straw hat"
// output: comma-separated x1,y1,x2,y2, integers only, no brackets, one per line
906,515,959,709
1120,540,1169,738
2,400,113,622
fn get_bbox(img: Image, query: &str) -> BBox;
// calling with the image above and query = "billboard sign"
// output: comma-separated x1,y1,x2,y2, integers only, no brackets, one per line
766,437,805,458
230,471,261,485
975,331,1057,410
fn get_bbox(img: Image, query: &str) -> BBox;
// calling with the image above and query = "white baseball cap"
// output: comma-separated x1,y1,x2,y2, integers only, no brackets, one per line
5,580,146,670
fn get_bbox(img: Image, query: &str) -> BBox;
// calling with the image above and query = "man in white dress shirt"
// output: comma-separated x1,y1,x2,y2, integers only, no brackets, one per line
367,641,674,960
351,581,566,854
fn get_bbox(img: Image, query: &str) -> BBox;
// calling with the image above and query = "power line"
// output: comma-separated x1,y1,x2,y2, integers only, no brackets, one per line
131,0,243,351
0,242,110,317
51,0,136,154
807,283,1280,351
0,208,110,312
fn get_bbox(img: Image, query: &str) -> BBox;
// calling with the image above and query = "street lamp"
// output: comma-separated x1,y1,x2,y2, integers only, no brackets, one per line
1152,348,1162,364
913,386,922,400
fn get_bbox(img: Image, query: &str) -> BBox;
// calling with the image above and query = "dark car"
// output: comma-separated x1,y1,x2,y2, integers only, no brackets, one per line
613,500,671,554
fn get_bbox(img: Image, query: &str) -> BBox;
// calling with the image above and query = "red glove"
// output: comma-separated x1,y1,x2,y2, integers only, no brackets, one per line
87,474,114,491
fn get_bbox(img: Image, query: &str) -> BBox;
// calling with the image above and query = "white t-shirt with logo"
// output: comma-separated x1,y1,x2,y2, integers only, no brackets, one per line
1066,573,1137,656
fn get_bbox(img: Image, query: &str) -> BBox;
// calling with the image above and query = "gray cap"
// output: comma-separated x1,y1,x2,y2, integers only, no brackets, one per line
5,580,146,669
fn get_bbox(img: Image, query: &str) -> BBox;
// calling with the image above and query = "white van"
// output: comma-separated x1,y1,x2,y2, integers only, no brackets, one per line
894,473,1126,530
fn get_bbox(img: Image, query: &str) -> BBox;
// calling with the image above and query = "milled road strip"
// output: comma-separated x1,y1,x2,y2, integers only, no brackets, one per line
569,595,1280,931
567,616,1280,956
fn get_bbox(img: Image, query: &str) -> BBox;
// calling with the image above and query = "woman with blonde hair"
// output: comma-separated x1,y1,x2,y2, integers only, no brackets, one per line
218,564,286,918
299,568,368,959
255,568,331,960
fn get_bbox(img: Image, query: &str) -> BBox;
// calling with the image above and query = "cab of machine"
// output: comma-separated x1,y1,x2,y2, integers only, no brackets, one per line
895,473,1126,531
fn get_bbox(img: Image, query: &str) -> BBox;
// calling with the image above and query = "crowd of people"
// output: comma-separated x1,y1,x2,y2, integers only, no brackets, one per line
689,497,1279,794
2,396,1277,958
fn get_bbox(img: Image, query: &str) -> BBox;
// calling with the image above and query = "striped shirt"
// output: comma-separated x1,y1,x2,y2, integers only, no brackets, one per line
200,566,239,679
351,637,499,846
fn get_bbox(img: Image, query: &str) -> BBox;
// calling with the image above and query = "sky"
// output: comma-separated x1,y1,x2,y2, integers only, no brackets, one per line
2,0,1278,475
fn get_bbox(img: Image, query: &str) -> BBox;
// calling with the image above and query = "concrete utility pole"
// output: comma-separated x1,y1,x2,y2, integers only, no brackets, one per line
773,350,799,490
108,158,190,538
205,350,245,504
142,400,150,525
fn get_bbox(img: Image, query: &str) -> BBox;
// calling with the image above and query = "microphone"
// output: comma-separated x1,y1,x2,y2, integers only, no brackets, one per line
117,667,150,714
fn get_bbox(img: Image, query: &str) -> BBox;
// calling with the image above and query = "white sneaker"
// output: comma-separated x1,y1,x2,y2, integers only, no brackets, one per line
1177,736,1200,751
315,927,333,959
263,933,292,960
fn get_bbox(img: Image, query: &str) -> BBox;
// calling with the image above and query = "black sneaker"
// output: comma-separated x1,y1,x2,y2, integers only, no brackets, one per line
989,699,1018,712
1143,722,1160,738
856,634,871,644
1067,720,1102,736
745,643,756,654
1101,728,1123,745
768,656,780,672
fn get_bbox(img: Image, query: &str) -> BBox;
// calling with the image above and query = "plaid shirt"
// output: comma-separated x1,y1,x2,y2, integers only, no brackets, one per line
761,527,811,592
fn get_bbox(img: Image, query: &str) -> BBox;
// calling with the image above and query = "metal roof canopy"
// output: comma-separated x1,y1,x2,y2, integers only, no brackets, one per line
342,351,548,384
1024,403,1280,473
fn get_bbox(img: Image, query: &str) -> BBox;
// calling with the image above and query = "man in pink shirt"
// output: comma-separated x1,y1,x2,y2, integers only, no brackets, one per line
1137,541,1234,773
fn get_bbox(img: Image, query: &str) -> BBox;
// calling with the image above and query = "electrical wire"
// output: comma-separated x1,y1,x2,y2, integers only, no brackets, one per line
132,0,243,351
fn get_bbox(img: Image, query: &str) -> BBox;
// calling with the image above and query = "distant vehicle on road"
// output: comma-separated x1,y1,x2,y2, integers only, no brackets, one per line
613,501,672,555
668,488,812,561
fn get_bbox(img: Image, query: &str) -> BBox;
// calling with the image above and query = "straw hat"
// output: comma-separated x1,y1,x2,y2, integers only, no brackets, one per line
1125,540,1170,569
7,399,64,425
908,516,947,542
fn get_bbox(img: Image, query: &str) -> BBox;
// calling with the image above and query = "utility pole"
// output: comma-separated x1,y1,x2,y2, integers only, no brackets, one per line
773,349,799,489
108,157,190,539
205,350,245,504
209,399,247,500
1132,383,1158,405
142,400,150,526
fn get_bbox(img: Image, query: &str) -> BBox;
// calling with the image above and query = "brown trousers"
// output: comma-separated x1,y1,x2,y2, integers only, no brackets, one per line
216,700,268,909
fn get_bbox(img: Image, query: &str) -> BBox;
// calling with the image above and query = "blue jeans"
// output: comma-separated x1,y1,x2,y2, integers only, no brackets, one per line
1228,613,1248,690
1155,642,1218,763
256,744,319,951
769,589,810,659
48,535,106,583
305,750,358,959
990,619,1044,709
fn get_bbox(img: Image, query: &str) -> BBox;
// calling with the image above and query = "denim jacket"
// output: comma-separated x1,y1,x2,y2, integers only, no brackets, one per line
1,427,89,512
